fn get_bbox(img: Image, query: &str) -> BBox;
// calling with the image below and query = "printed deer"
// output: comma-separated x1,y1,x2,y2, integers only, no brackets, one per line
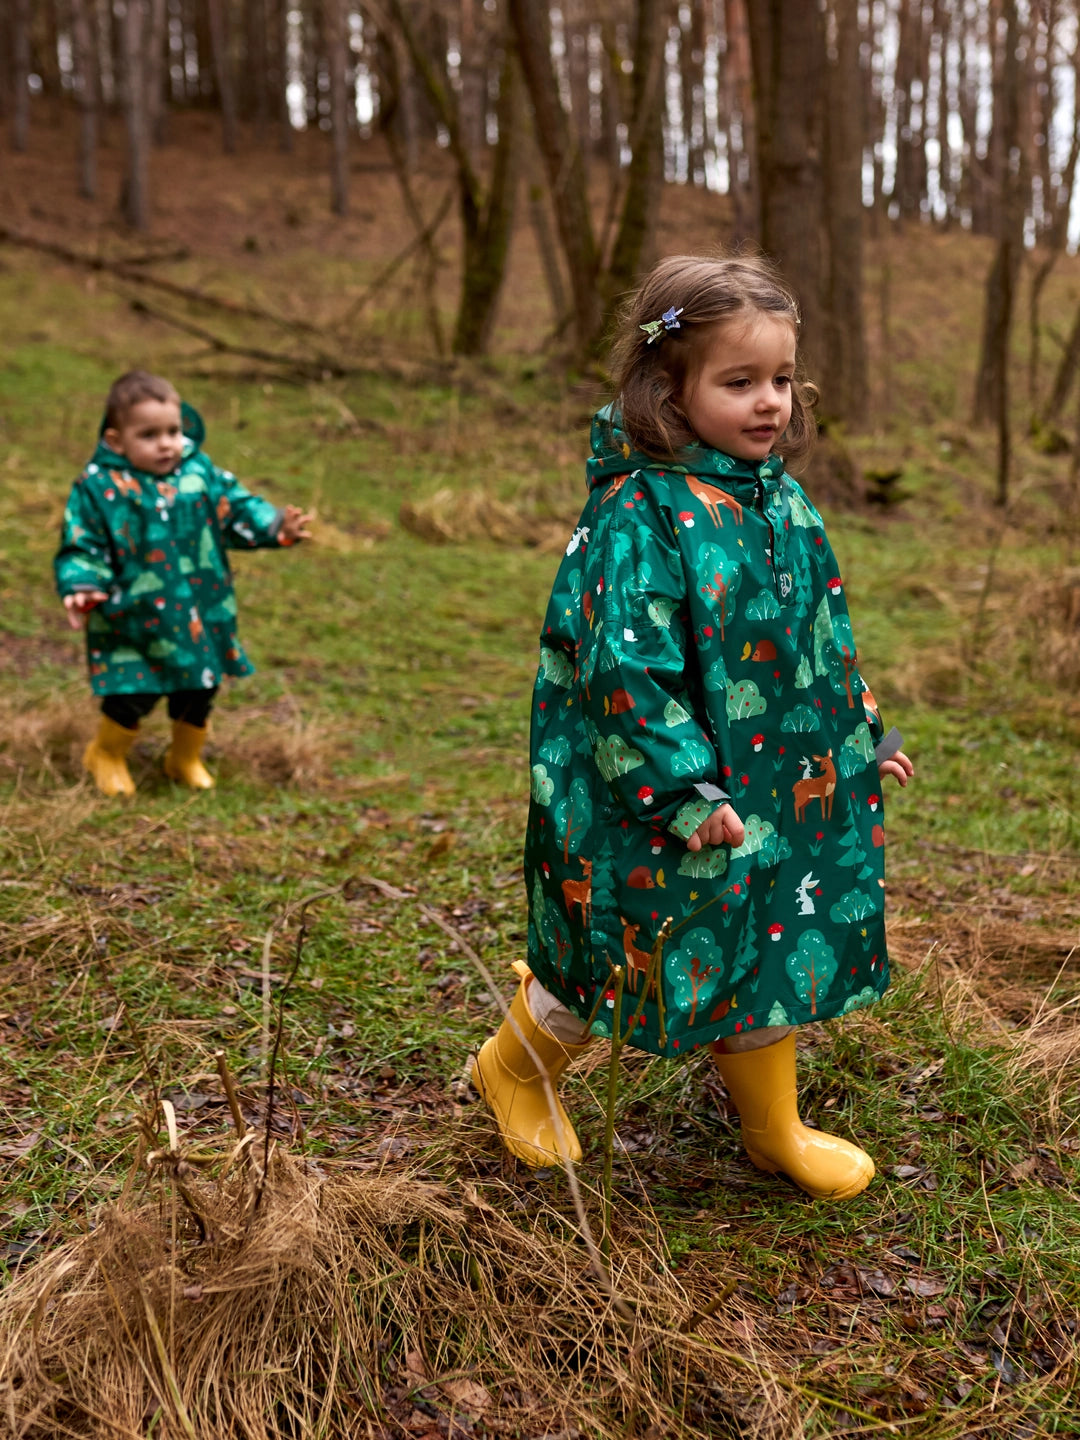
685,475,744,527
792,749,836,822
621,917,657,998
561,856,592,927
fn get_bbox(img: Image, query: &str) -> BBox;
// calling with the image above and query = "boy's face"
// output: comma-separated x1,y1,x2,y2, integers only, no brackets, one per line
104,398,184,475
679,313,796,461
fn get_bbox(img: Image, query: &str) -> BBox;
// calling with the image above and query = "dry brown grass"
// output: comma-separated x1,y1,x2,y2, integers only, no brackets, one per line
0,1118,820,1440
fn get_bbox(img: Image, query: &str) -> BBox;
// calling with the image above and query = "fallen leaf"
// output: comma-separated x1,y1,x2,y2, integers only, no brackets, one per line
904,1274,947,1298
442,1377,492,1411
859,1268,897,1297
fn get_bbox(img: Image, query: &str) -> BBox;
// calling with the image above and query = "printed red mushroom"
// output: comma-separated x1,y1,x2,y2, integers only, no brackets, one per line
827,576,842,594
868,793,880,811
768,922,785,942
650,835,667,856
638,784,655,806
678,509,695,528
751,733,765,752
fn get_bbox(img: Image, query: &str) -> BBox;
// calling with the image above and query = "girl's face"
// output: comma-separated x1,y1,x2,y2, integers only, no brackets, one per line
104,398,184,475
679,313,796,461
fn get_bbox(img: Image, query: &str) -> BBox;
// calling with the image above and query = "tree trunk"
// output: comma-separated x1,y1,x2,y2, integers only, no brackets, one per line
973,0,1024,506
605,0,667,303
1032,21,1080,410
206,0,237,153
747,0,828,378
145,0,168,143
11,0,30,152
273,0,293,150
121,0,151,229
453,46,521,355
723,0,758,243
326,0,349,215
509,0,601,357
824,0,868,427
70,0,99,199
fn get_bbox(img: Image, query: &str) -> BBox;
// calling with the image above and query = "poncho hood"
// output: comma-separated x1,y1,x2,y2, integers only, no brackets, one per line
585,403,787,497
93,401,206,473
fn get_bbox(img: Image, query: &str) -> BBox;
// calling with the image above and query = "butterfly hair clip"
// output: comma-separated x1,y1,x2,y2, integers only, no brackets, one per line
640,306,684,344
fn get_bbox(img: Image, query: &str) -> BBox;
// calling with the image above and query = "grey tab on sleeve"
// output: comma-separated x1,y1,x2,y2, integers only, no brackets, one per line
874,726,904,764
694,781,731,803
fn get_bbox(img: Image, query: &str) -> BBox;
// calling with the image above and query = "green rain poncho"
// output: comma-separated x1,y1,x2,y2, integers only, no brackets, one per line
55,404,290,696
523,408,891,1058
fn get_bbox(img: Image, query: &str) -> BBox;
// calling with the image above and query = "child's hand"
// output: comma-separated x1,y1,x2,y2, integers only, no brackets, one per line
879,750,914,787
686,803,745,852
63,591,107,629
279,505,314,545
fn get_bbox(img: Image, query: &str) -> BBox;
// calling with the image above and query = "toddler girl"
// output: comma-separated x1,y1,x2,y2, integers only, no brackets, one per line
473,255,913,1202
55,370,311,795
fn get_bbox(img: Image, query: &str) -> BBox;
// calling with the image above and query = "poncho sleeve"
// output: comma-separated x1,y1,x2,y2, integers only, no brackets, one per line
581,489,727,839
204,459,288,550
54,476,117,597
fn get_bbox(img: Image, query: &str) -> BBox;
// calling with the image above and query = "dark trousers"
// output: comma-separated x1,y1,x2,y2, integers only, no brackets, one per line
102,688,217,731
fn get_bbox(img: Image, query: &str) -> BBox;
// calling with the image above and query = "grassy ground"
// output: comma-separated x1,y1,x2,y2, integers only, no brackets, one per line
2,121,1080,1437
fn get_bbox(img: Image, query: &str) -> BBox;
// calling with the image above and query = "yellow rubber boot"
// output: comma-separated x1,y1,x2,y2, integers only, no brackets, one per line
711,1032,875,1201
83,716,137,797
163,720,214,789
472,965,592,1168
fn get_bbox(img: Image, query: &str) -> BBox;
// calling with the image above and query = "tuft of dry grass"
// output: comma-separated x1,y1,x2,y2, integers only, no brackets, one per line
0,1116,817,1440
399,487,571,550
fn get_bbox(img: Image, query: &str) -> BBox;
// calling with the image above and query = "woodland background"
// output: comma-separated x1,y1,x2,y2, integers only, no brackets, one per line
1,2,1080,1438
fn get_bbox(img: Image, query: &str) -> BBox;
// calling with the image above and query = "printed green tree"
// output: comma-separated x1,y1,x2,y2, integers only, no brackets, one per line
731,898,759,988
593,734,645,781
792,547,814,620
696,544,742,638
538,644,574,688
836,817,874,879
531,764,555,806
837,721,874,777
665,927,726,1024
589,841,619,933
785,929,838,1016
554,777,593,861
813,594,859,707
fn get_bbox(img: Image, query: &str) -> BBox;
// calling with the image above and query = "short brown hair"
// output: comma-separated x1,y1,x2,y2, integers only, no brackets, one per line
104,370,180,429
607,253,818,472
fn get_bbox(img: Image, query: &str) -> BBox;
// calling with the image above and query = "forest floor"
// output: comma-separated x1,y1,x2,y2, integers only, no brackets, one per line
1,113,1079,1438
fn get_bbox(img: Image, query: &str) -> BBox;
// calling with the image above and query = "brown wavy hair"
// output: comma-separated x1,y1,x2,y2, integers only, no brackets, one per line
607,253,818,471
104,370,180,429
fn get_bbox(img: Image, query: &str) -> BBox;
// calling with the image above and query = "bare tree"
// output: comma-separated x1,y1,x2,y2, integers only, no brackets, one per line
510,0,666,358
206,0,238,153
509,0,601,354
121,0,151,228
723,0,758,243
386,0,521,355
746,0,828,378
973,0,1025,506
824,0,868,427
326,0,350,215
70,0,99,198
10,0,30,152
